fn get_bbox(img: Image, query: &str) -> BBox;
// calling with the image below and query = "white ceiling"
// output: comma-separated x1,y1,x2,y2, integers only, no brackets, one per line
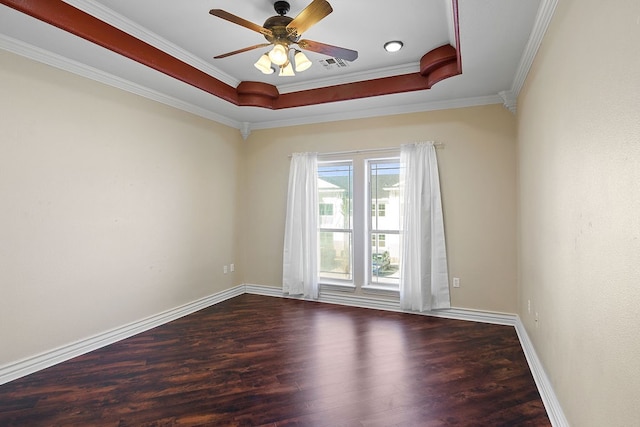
0,0,555,137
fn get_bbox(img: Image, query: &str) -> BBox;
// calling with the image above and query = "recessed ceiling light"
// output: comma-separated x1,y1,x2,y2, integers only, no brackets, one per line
384,41,404,53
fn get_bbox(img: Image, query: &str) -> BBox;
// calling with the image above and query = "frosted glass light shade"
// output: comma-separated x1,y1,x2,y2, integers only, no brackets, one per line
254,54,274,74
279,62,295,77
268,44,288,66
294,50,312,72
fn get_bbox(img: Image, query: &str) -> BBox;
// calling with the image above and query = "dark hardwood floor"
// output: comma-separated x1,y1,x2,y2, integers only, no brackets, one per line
0,294,550,426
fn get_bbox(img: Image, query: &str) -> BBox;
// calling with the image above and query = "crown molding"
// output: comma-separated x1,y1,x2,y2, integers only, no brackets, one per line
5,0,554,131
499,90,517,113
0,33,241,129
60,0,429,99
249,94,503,131
1,32,493,138
61,0,240,88
3,0,465,134
1,31,500,139
240,122,252,140
501,0,559,113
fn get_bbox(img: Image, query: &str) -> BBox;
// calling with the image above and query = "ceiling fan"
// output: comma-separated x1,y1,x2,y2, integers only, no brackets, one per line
210,0,358,76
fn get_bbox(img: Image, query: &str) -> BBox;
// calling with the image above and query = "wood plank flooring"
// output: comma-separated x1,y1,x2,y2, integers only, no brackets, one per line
0,294,550,426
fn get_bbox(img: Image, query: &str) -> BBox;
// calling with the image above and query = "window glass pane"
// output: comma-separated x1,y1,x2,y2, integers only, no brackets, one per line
371,233,400,285
318,161,353,282
319,231,352,281
369,160,401,286
318,163,352,230
369,161,401,230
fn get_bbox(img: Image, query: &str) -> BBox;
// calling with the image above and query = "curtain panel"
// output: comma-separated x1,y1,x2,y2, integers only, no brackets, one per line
282,152,319,299
399,142,451,311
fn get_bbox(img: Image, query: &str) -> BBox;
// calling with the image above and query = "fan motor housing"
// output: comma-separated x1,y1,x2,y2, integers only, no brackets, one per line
263,15,296,43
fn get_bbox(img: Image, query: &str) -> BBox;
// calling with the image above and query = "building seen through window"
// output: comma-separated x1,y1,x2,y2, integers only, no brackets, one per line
318,156,401,290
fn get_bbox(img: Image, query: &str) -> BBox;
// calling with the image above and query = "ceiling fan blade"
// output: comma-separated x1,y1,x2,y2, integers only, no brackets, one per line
286,0,333,37
209,9,273,37
298,39,358,61
214,43,272,59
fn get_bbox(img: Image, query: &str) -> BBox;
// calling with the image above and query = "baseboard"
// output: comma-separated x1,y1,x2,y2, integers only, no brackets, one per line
245,283,569,427
514,316,569,427
245,283,518,326
0,283,568,426
0,285,245,385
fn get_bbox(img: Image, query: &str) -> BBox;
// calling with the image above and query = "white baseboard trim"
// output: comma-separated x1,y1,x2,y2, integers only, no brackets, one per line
245,283,569,426
514,316,569,427
0,283,568,426
0,285,245,386
245,283,518,326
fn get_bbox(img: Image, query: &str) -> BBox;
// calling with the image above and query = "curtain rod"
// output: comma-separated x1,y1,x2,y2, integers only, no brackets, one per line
289,142,443,158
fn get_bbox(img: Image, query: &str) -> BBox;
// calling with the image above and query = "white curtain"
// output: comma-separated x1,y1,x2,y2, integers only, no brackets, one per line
399,142,451,311
282,152,319,299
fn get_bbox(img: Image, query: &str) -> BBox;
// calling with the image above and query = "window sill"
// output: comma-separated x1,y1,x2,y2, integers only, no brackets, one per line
319,280,356,293
362,284,400,297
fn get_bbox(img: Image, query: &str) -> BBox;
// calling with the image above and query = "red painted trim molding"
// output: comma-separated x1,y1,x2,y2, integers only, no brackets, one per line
420,45,457,76
277,70,442,109
0,0,238,104
236,81,279,107
1,0,462,111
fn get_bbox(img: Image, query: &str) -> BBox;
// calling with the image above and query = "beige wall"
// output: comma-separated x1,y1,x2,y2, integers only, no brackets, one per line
241,105,518,314
517,0,640,425
0,50,244,366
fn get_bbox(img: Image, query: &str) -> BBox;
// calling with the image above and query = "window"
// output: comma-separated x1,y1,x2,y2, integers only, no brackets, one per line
369,160,401,287
318,153,401,292
317,162,353,282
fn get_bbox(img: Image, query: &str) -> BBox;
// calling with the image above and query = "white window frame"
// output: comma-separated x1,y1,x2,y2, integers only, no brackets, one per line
317,160,355,290
365,157,401,293
317,151,401,295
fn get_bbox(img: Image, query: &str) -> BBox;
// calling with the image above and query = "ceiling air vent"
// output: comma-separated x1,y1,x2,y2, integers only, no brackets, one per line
319,57,350,70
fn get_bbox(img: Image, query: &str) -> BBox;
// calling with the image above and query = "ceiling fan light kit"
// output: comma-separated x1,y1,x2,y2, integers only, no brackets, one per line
294,50,312,72
210,0,358,77
254,54,274,74
254,46,313,76
268,44,288,65
279,62,295,77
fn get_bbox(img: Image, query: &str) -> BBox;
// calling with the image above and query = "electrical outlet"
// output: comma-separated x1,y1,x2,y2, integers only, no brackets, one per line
452,277,460,288
230,263,235,272
535,312,539,328
528,299,531,314
223,265,228,274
